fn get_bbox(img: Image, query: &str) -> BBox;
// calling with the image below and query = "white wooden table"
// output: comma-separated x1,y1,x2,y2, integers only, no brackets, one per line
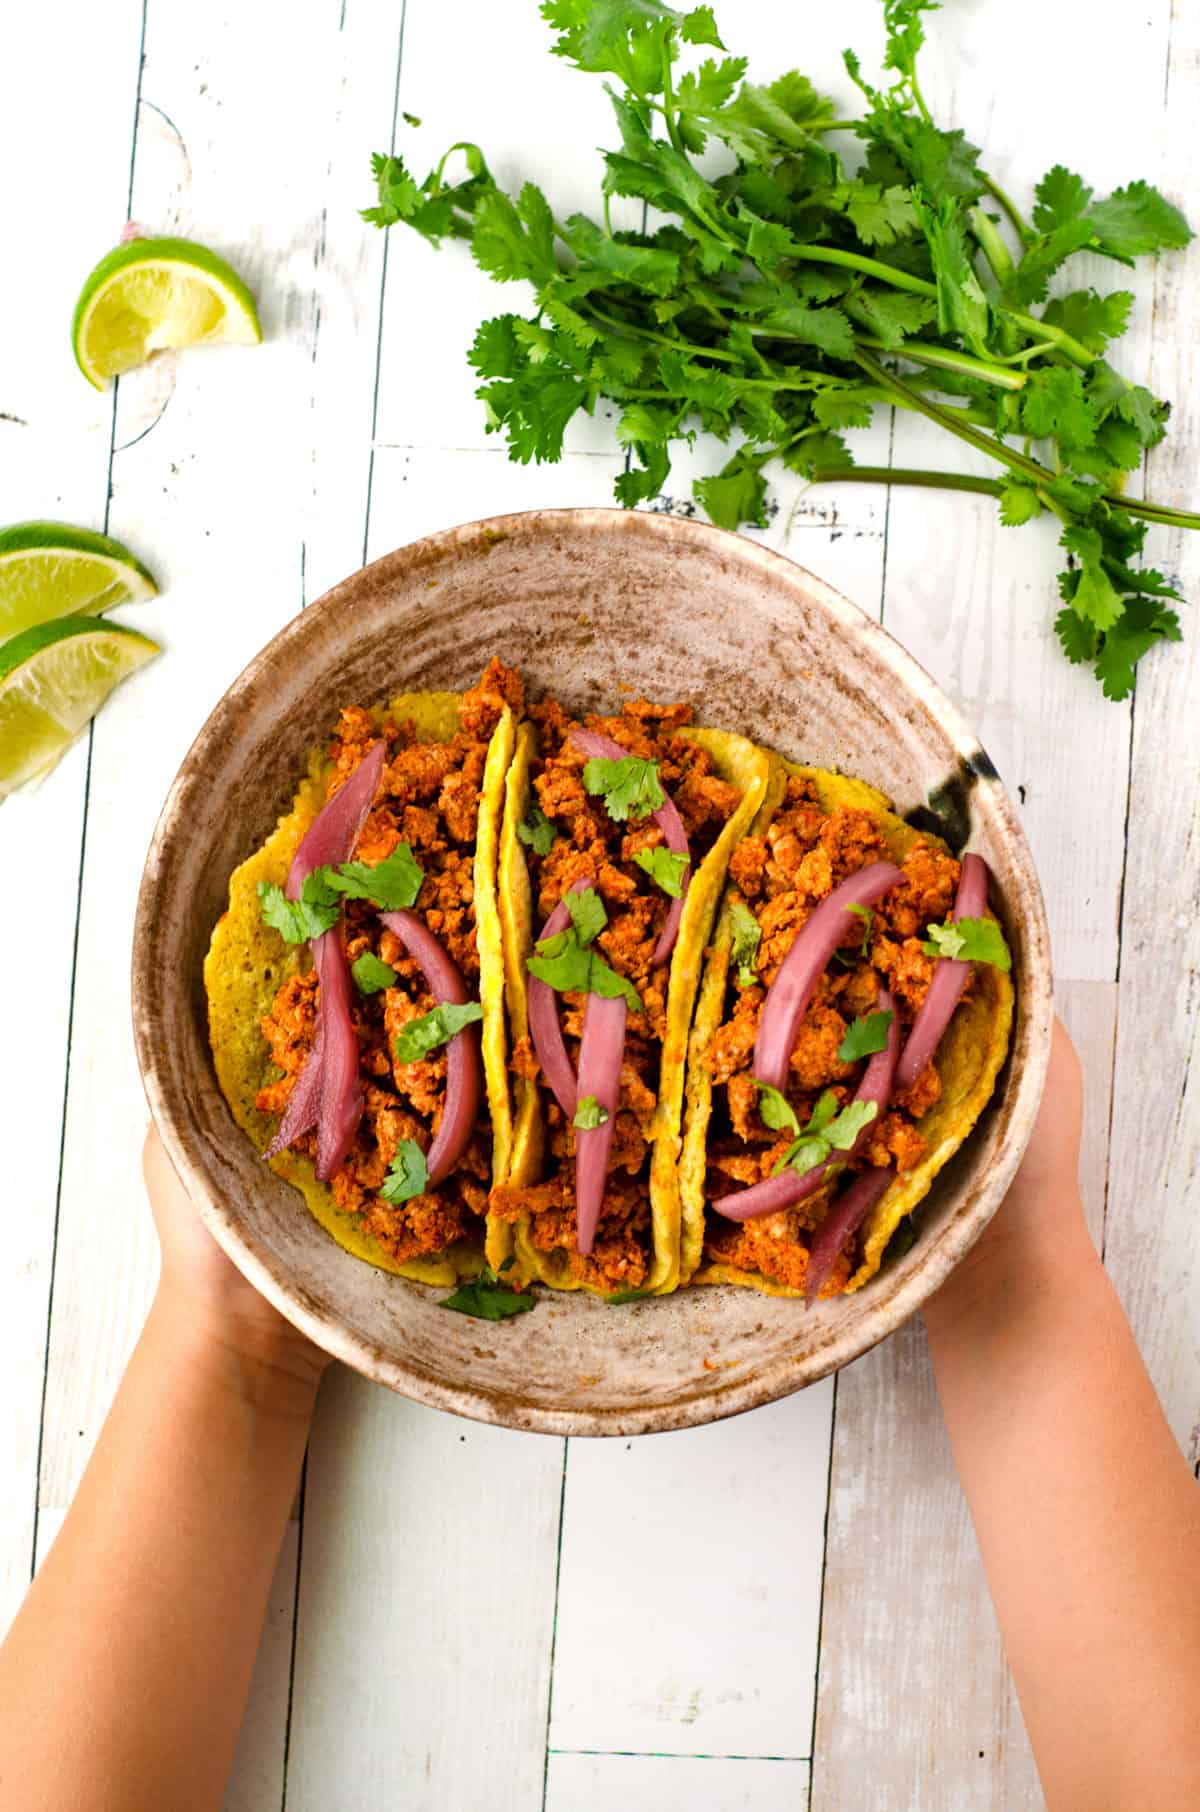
3,3,1197,1807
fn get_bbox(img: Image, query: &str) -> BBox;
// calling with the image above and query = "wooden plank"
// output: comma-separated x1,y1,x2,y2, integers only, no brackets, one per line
0,0,143,1635
1104,0,1200,1462
810,979,1117,1810
549,1383,834,1759
878,0,1171,985
39,0,394,1510
227,1520,301,1812
283,1373,562,1812
545,1753,810,1810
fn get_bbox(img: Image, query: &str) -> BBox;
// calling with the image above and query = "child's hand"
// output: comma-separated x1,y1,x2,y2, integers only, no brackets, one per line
923,1016,1089,1331
144,1125,332,1401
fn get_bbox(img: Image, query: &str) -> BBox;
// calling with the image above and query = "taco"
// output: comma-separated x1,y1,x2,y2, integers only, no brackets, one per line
487,693,771,1297
678,761,1014,1301
204,659,522,1284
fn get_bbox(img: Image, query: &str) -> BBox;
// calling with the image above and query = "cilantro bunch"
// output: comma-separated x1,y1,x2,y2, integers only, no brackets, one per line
364,0,1199,698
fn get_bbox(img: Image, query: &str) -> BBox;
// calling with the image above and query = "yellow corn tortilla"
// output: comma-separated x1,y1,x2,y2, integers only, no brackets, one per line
679,760,1015,1297
499,723,772,1297
204,691,515,1285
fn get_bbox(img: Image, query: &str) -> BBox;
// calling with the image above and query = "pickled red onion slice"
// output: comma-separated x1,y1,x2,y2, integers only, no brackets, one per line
715,988,899,1223
527,876,595,1118
753,860,902,1092
569,728,691,965
266,741,386,1178
804,1165,895,1307
380,909,482,1186
574,991,628,1256
893,853,989,1093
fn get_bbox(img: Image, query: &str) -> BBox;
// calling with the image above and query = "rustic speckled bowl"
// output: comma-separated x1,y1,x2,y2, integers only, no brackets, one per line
133,509,1052,1435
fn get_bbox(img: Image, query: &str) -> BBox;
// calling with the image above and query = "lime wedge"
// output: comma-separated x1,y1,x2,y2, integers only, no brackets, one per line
0,520,158,640
0,616,160,797
72,235,261,389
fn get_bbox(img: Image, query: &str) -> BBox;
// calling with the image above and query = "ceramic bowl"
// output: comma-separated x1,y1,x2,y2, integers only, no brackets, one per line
133,508,1052,1435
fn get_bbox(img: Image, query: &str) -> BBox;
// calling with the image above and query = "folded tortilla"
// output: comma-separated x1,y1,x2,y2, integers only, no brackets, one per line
678,760,1015,1297
204,691,515,1285
497,722,772,1296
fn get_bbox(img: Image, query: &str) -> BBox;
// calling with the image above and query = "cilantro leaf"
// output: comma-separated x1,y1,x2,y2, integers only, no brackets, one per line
258,873,340,944
832,901,874,967
517,804,558,855
729,898,762,987
566,886,608,946
756,1081,801,1137
1032,165,1093,233
1086,180,1194,262
380,1140,429,1204
1093,595,1182,701
528,927,642,1012
604,1286,654,1303
771,1090,879,1176
351,952,399,995
393,1000,485,1064
840,182,919,247
574,1095,610,1129
633,844,689,896
681,5,724,47
1040,289,1133,356
323,844,425,911
582,753,665,821
693,454,768,530
1020,368,1098,451
837,1009,894,1063
440,1262,537,1320
471,182,560,284
1059,524,1124,631
921,915,1011,971
999,482,1042,527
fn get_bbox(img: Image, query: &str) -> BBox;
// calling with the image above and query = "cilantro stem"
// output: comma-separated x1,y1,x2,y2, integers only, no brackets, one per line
1007,311,1094,369
968,205,1014,285
852,334,1026,391
583,303,742,365
806,465,1003,499
786,243,938,299
980,172,1033,246
854,348,1050,484
1111,495,1200,532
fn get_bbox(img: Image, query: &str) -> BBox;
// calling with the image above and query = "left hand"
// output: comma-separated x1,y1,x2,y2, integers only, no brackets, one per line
144,1124,333,1399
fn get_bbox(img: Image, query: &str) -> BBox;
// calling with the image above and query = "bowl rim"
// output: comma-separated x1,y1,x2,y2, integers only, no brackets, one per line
133,505,1052,1436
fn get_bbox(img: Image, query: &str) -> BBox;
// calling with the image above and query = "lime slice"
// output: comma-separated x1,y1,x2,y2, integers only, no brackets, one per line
0,616,160,798
0,520,158,640
72,235,261,389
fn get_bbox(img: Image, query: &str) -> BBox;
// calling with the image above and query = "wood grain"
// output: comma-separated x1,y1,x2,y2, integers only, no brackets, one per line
545,1752,811,1809
0,0,143,1633
284,1373,563,1812
1104,0,1200,1462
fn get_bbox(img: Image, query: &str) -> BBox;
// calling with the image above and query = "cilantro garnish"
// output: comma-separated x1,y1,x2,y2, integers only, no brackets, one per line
527,924,642,1013
321,843,424,910
440,1262,537,1320
729,898,762,987
365,0,1198,699
380,1139,429,1204
393,1000,485,1063
574,1094,610,1129
633,844,689,897
566,885,608,947
351,952,399,995
837,1009,894,1063
768,1088,879,1178
581,754,665,822
755,1081,801,1137
257,873,340,944
921,916,1012,972
604,1287,654,1305
517,804,558,856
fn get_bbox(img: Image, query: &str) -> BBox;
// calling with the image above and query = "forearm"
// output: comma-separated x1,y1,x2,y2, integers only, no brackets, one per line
925,1205,1200,1812
0,1288,317,1812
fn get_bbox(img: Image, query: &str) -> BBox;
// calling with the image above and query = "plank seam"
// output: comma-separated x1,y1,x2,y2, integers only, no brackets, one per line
805,1371,840,1812
548,1748,809,1762
540,1439,571,1812
278,1450,310,1812
361,0,408,567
